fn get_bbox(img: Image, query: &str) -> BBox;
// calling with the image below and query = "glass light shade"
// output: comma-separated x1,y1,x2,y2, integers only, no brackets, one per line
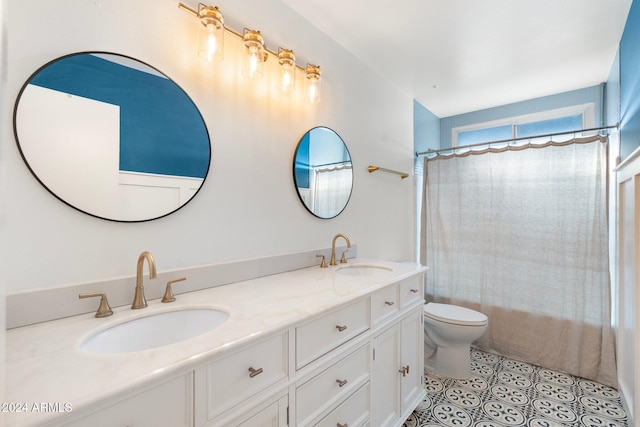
277,48,296,93
305,64,321,103
242,29,265,79
197,7,224,62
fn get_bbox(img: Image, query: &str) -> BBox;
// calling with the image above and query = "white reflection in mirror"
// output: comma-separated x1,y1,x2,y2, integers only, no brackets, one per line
293,127,353,219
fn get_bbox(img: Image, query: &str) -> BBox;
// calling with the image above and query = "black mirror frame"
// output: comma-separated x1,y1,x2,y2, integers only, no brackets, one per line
13,51,212,223
292,126,353,220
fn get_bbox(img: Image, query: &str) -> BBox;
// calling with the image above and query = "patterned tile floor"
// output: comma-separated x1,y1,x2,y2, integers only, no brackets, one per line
404,348,630,427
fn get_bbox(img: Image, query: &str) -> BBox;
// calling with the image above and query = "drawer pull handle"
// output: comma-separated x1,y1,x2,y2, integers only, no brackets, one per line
337,423,348,427
248,367,263,378
410,289,419,293
385,301,395,306
336,378,348,387
336,325,347,332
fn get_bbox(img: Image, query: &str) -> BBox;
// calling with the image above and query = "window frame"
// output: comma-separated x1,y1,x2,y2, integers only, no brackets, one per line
451,103,596,147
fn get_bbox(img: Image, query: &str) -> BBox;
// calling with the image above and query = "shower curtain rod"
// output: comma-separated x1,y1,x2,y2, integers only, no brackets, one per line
415,124,618,157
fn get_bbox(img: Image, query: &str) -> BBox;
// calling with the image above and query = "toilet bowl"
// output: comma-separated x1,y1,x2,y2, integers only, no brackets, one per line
423,302,488,379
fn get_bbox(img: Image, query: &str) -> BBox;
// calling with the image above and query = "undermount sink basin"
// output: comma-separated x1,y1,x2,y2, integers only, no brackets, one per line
81,308,229,354
336,263,393,276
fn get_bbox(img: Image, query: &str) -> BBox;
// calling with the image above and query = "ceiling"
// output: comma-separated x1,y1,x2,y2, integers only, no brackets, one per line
280,0,632,117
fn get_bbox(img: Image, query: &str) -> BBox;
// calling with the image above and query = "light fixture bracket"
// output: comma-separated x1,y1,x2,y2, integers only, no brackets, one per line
198,5,223,28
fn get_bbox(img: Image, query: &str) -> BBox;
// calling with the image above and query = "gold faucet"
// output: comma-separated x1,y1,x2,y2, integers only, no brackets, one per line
330,233,351,265
79,292,113,317
132,251,156,309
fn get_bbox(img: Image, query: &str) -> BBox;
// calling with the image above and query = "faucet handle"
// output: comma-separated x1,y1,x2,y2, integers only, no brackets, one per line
316,254,327,268
340,249,349,264
162,277,187,303
79,292,113,318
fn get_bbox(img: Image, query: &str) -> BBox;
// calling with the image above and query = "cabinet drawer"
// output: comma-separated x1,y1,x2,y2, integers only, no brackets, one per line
297,344,370,425
296,299,370,369
400,275,423,308
371,284,399,327
315,383,371,427
196,333,288,421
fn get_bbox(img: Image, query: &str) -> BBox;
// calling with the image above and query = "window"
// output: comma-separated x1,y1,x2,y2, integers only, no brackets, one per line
452,104,594,148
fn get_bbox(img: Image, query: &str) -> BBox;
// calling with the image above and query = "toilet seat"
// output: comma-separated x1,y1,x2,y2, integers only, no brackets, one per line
424,302,487,326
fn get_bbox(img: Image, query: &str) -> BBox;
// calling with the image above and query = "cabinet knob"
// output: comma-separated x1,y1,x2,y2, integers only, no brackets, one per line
336,378,348,387
385,301,395,306
410,289,419,293
336,325,347,332
248,367,263,378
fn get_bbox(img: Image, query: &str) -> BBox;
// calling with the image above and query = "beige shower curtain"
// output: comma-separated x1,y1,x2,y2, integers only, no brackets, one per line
313,165,352,218
420,135,617,387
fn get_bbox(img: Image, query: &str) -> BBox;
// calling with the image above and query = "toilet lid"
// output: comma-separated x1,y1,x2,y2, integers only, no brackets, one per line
424,303,488,326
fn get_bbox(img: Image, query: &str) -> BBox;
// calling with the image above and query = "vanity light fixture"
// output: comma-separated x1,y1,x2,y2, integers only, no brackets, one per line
182,3,224,62
242,29,266,79
277,48,296,93
178,2,322,102
305,64,321,104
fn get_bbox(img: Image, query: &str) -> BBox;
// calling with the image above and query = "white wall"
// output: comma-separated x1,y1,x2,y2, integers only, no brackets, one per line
1,0,7,405
3,0,415,294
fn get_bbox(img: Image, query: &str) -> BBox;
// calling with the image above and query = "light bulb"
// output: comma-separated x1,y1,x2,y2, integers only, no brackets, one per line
305,64,321,103
197,7,224,62
277,48,296,93
242,29,265,79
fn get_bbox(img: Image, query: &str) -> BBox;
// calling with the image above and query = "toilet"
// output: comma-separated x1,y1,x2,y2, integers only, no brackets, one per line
423,302,488,379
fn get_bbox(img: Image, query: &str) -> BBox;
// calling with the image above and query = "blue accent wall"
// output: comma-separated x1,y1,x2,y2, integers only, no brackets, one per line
294,132,311,189
413,99,440,176
30,54,210,178
413,99,440,157
439,85,603,149
619,0,640,160
604,50,621,131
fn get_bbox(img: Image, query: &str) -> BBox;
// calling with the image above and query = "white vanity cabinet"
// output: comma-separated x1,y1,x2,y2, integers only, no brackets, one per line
296,273,425,427
224,393,289,427
295,299,370,369
371,276,425,427
294,298,371,426
57,373,194,427
194,332,289,426
26,268,426,427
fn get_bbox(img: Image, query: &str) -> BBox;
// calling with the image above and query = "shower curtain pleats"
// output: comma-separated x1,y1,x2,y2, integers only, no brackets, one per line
313,165,352,218
420,136,617,387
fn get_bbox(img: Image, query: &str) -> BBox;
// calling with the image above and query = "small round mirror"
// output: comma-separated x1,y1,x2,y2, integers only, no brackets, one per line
13,52,211,222
293,127,353,219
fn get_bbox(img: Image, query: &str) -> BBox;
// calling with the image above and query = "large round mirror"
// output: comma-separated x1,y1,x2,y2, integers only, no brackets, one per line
13,52,211,222
293,127,353,219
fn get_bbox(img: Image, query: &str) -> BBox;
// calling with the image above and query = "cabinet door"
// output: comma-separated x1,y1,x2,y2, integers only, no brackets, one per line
400,309,424,414
61,373,193,427
371,324,400,427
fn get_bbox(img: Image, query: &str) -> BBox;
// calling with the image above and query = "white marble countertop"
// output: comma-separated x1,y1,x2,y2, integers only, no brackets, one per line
5,259,427,426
